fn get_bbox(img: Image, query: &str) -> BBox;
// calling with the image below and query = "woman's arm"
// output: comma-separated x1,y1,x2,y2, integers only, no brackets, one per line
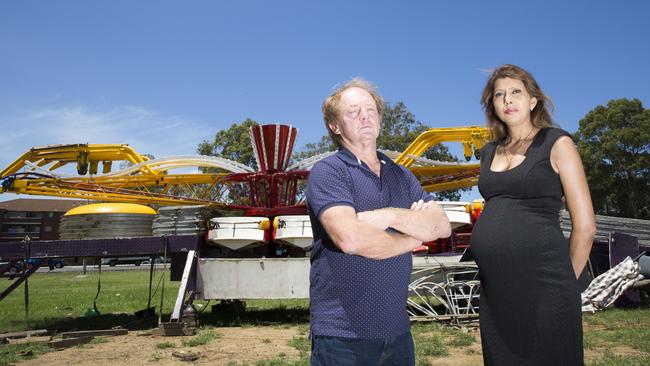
551,136,597,278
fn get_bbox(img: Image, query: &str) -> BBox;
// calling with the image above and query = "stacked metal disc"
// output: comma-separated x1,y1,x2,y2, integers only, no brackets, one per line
59,203,156,240
152,205,213,236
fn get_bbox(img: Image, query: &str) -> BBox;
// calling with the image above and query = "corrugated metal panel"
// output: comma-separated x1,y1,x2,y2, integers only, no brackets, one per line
59,214,153,239
152,205,214,237
559,210,650,246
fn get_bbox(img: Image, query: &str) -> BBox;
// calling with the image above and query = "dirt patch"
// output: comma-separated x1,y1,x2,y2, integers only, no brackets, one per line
16,327,303,366
584,345,648,360
427,332,484,366
12,325,649,365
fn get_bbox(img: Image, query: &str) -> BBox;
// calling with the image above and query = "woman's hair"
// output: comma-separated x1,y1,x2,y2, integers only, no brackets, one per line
322,77,385,148
480,64,555,143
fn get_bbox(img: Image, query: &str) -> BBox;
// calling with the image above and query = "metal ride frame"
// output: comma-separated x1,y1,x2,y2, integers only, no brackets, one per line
1,127,489,206
0,235,203,322
408,262,481,323
0,125,490,323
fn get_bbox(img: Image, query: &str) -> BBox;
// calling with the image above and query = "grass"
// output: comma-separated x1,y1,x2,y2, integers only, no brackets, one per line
155,341,176,349
296,324,309,335
411,321,477,364
449,332,476,347
88,336,109,344
253,358,309,366
0,341,51,364
288,335,309,353
223,355,310,366
0,270,648,365
583,309,650,353
0,270,309,333
181,328,221,347
149,351,163,362
75,335,110,348
0,270,180,333
589,351,650,366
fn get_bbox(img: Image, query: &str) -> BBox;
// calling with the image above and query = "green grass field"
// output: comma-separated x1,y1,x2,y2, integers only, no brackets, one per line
0,270,648,365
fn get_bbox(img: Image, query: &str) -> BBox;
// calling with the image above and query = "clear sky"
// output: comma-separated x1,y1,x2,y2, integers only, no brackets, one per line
1,0,648,202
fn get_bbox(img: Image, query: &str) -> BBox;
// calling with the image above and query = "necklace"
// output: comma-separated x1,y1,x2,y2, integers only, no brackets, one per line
504,127,536,168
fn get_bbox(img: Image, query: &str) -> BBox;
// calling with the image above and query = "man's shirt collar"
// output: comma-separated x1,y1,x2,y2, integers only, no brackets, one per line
336,147,392,168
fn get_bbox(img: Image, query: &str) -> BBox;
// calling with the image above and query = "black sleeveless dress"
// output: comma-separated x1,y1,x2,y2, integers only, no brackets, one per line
472,128,583,365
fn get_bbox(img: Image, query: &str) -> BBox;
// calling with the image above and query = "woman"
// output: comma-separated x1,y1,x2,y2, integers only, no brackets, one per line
472,64,596,365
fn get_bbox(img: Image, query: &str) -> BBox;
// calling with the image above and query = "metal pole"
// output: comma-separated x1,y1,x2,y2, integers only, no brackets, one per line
158,239,168,326
147,256,154,310
23,235,30,324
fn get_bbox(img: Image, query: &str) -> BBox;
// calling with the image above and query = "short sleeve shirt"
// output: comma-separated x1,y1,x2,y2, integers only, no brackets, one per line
306,148,431,339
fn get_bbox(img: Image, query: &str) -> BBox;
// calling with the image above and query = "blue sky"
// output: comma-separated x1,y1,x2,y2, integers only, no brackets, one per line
1,0,648,202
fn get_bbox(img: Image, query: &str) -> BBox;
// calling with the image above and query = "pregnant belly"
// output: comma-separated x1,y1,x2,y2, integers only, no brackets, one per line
471,199,562,274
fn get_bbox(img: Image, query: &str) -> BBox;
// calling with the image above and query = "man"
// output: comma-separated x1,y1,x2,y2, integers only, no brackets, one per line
306,78,451,365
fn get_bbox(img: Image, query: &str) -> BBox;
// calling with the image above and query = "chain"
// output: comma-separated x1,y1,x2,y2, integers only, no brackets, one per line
503,127,536,168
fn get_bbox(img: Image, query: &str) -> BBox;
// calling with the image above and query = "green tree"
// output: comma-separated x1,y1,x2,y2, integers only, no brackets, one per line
574,98,650,219
293,102,466,200
197,118,259,169
292,135,335,162
380,102,455,161
197,118,259,204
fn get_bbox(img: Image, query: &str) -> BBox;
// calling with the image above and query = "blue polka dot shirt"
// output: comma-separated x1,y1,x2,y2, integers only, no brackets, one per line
306,148,431,339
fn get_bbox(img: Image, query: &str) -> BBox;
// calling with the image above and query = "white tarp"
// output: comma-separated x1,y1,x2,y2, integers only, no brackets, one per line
581,256,644,312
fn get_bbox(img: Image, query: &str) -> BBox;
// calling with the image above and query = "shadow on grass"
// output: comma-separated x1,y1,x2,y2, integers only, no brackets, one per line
16,306,309,334
24,312,160,333
199,306,310,327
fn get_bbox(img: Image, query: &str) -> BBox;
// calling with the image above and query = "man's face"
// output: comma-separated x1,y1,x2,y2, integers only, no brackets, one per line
330,87,381,147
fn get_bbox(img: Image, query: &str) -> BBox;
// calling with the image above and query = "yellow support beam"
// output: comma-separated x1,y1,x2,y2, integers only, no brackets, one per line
397,126,489,192
0,144,154,177
396,126,490,167
7,182,227,207
421,177,479,192
2,126,492,203
409,164,481,177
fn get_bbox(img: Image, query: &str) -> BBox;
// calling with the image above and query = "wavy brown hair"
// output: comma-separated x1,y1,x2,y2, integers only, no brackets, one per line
480,64,555,143
322,77,385,148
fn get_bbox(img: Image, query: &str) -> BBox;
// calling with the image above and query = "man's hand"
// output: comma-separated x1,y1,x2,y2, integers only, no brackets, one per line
320,205,424,259
357,200,432,230
410,199,425,211
356,200,450,243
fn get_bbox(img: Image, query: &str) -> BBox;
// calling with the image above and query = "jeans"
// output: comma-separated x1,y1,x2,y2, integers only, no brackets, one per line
310,331,415,366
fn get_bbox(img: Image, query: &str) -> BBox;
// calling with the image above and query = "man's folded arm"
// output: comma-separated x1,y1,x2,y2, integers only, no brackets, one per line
356,201,452,242
319,205,423,260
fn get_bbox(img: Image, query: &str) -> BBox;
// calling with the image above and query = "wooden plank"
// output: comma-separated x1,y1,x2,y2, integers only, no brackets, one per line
410,314,479,322
0,329,48,340
171,250,195,321
0,263,41,302
159,322,185,336
61,329,128,339
48,336,94,349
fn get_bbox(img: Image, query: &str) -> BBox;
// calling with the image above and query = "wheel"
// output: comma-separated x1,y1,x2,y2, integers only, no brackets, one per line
134,262,141,266
109,259,117,267
54,261,63,269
